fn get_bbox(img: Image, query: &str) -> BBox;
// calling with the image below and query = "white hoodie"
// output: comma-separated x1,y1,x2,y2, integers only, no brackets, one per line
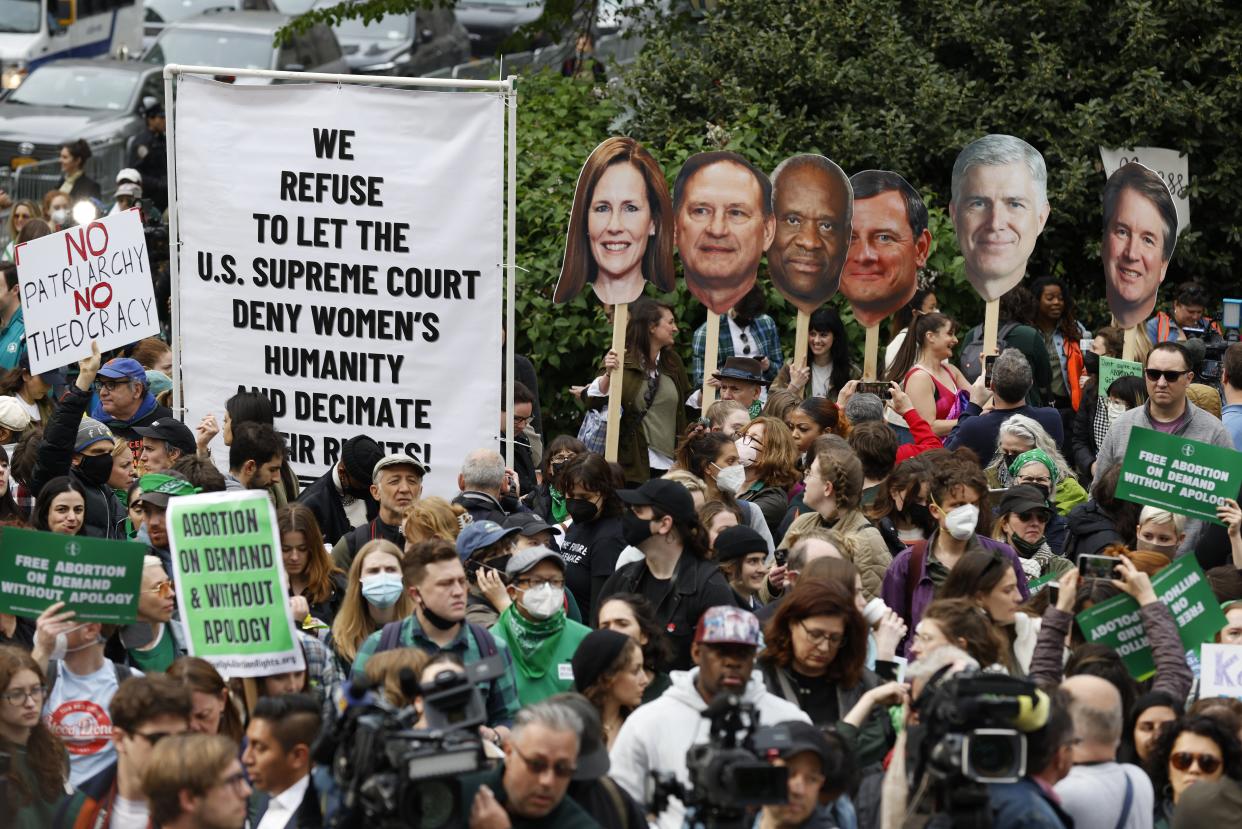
609,667,810,829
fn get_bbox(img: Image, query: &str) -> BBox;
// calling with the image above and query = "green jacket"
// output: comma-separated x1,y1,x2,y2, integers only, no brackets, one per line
490,605,592,706
591,346,690,483
459,763,600,828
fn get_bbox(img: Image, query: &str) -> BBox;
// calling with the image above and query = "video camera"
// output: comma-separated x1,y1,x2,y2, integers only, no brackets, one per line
905,670,1044,829
313,654,507,829
651,694,790,829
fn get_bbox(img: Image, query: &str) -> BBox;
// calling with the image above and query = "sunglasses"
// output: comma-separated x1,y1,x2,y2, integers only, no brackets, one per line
144,580,174,598
1145,368,1190,383
1016,510,1052,523
511,743,576,779
1170,751,1222,774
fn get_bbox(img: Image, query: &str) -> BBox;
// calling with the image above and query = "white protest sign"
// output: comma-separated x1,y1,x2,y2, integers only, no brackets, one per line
1099,146,1190,236
175,78,505,497
14,209,157,374
1200,643,1242,700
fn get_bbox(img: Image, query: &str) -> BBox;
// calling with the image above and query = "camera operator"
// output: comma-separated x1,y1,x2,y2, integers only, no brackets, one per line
988,688,1076,829
1223,343,1242,450
1146,282,1220,344
461,699,597,829
609,605,808,829
243,694,322,829
755,722,858,829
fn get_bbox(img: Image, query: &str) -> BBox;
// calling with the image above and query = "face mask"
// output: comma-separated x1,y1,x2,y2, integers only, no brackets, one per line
713,463,746,495
1138,539,1179,556
1011,534,1046,558
520,583,565,620
78,452,113,486
1106,401,1128,420
940,503,979,541
420,600,459,630
550,460,567,476
622,512,654,547
51,208,70,226
360,573,404,609
735,439,759,468
565,498,599,523
1001,452,1020,471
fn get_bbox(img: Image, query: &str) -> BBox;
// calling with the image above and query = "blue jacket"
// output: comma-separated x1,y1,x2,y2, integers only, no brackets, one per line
989,777,1074,829
0,305,23,370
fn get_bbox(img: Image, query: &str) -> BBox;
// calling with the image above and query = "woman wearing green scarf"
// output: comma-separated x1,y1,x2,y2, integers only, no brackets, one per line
986,413,1088,517
1007,447,1088,516
490,547,591,706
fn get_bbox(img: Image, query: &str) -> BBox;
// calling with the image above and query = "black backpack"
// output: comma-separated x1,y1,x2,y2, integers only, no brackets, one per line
959,321,1020,382
374,619,498,658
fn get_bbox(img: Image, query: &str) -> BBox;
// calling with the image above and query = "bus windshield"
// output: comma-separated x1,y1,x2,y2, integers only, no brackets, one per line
0,0,43,33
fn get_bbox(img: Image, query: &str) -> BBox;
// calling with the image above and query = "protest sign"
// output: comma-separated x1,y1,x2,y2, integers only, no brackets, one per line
0,527,145,623
1115,428,1242,523
1076,555,1226,680
1200,644,1242,700
168,490,303,678
174,78,504,496
13,209,157,374
1100,146,1190,237
1097,356,1143,399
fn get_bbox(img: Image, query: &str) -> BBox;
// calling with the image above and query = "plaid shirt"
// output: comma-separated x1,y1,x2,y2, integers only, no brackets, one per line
351,615,520,728
691,313,784,388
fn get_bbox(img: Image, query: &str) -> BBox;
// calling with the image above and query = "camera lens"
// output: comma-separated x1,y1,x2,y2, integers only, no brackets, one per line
968,733,1018,779
400,778,457,829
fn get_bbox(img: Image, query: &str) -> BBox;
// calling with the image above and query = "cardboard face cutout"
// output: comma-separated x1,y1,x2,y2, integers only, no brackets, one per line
841,170,931,328
673,151,776,315
949,134,1050,303
553,137,674,305
1102,162,1178,328
766,154,852,315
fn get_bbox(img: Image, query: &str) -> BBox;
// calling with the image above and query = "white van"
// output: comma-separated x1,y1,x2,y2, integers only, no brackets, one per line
0,0,144,90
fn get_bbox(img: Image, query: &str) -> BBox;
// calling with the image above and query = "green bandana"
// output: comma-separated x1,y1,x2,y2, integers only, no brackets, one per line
498,603,566,680
137,473,202,497
549,485,567,523
1008,448,1058,484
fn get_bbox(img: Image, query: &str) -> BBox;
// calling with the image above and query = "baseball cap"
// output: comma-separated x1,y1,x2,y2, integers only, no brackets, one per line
74,417,114,452
115,168,143,185
713,525,767,564
455,520,519,560
997,484,1052,518
371,453,426,482
134,472,200,509
505,545,564,578
503,512,554,537
115,181,142,199
134,418,197,456
0,396,31,433
694,605,761,647
766,720,834,769
97,357,147,384
618,478,696,524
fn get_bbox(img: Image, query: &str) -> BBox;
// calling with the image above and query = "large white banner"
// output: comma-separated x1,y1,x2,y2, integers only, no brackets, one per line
175,78,505,496
15,209,158,374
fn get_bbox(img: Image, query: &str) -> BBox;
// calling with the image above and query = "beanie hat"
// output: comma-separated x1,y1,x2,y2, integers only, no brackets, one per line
341,435,383,484
572,628,633,693
74,417,114,452
713,525,767,564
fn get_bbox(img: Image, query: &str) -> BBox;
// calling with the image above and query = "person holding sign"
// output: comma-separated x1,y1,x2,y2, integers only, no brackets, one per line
841,170,931,327
553,137,675,306
1094,342,1233,553
949,135,1050,303
766,154,852,315
1103,163,1179,329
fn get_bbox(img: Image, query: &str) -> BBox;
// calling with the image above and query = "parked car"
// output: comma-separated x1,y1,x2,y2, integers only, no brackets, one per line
0,59,161,170
1,0,143,91
454,0,546,58
321,4,469,76
142,10,349,81
143,0,278,51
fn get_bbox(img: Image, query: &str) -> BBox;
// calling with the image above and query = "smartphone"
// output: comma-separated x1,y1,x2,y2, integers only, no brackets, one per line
774,548,788,567
856,381,892,400
983,354,998,387
1078,554,1118,580
1047,583,1060,606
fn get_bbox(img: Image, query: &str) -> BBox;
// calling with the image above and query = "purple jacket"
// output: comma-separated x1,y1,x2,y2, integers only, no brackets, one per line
880,531,1030,657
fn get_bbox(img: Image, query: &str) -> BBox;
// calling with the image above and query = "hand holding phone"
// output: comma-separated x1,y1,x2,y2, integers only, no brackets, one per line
1077,554,1118,581
856,381,893,400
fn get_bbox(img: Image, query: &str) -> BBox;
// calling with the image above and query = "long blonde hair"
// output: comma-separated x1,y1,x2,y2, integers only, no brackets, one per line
330,540,416,665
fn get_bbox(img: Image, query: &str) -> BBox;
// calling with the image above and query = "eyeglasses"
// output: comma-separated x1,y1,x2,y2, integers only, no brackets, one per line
1015,475,1052,488
2,685,46,705
516,577,565,590
134,730,175,746
738,434,763,450
95,379,132,393
144,580,174,598
550,453,576,464
798,620,844,649
511,743,577,779
216,770,250,795
1015,510,1052,523
1145,368,1190,383
512,414,532,427
1170,751,1222,774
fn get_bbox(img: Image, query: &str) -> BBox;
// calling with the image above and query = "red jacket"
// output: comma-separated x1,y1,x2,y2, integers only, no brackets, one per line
897,408,943,462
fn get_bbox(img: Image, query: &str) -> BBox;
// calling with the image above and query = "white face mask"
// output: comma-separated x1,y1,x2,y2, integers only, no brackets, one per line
1106,400,1128,420
713,463,746,495
521,583,564,620
735,439,759,468
51,207,70,226
941,503,979,541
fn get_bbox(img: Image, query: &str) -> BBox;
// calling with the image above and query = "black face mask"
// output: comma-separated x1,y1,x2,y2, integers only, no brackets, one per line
78,453,113,486
1001,452,1020,472
550,461,567,476
566,498,599,524
622,512,654,547
419,600,460,631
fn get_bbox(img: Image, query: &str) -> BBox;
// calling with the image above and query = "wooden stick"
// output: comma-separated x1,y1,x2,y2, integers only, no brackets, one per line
1122,326,1140,362
793,311,810,372
702,313,720,408
863,325,879,380
982,299,1000,357
604,302,627,463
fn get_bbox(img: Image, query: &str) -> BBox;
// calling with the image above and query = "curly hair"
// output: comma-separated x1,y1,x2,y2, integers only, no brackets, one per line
1147,714,1242,796
277,503,339,606
581,637,644,717
741,416,801,490
760,579,867,688
808,434,864,511
0,646,67,805
676,430,733,482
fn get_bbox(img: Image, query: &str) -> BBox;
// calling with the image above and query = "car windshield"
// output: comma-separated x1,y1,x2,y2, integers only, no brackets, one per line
0,0,42,33
144,0,238,24
144,28,274,69
333,12,409,41
9,66,138,110
270,0,313,13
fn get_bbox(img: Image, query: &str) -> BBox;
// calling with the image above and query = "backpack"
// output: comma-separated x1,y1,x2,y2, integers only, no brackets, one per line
959,321,1019,382
374,619,499,658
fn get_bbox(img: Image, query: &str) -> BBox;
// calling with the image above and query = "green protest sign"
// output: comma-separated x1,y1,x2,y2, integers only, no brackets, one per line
1097,356,1143,399
1076,555,1226,680
1027,571,1059,594
168,490,303,678
1114,427,1242,524
0,528,145,623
